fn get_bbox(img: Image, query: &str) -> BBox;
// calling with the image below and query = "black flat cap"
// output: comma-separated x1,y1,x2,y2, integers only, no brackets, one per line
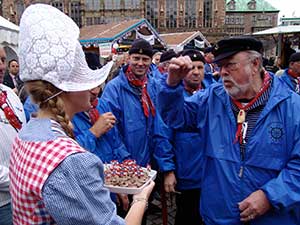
129,38,153,58
213,37,263,62
180,49,206,64
289,52,300,63
204,46,214,54
160,49,177,63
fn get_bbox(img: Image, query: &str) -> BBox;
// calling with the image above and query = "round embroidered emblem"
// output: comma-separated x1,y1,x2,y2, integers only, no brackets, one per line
268,123,284,143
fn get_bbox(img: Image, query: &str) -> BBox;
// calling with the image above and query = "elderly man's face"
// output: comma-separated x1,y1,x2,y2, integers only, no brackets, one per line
0,48,6,83
129,53,152,78
218,52,256,100
290,61,300,76
183,61,204,89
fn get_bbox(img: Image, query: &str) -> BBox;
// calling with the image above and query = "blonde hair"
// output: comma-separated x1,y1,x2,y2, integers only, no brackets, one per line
25,80,74,138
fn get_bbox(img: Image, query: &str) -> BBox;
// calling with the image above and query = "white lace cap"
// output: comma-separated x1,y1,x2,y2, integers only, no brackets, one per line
19,4,112,92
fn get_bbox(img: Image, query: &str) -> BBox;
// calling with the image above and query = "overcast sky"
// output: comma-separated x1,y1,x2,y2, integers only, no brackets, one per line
265,0,300,19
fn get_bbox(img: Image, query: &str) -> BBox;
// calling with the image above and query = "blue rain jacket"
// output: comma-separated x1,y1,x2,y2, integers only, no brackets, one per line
154,89,204,190
72,98,130,163
101,65,172,167
204,63,219,87
23,96,38,121
280,69,298,93
158,74,300,225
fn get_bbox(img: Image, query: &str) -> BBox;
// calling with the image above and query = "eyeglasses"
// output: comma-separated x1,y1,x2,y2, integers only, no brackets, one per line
217,58,251,71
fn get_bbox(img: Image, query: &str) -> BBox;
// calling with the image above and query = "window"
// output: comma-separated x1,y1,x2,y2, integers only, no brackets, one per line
103,0,124,10
185,0,197,28
145,0,158,28
85,0,100,10
86,17,93,25
104,0,113,9
132,0,140,9
94,17,105,25
50,1,63,12
227,0,235,10
125,0,140,9
247,0,256,10
166,0,177,29
70,1,81,27
203,0,212,27
113,0,121,10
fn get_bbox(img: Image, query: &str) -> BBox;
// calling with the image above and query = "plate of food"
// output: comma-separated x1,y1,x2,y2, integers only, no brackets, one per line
104,160,157,195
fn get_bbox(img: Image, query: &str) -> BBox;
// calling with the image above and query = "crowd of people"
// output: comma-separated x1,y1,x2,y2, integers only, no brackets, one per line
1,3,300,225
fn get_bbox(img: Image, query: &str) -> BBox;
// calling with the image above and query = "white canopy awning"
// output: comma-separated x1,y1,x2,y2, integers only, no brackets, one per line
252,25,300,36
0,16,19,47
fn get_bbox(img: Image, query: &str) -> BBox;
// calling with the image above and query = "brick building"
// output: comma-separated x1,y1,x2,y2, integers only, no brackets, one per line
225,0,279,36
1,0,278,43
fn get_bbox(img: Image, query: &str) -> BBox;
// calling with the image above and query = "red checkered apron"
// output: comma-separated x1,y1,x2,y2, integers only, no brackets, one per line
9,136,85,224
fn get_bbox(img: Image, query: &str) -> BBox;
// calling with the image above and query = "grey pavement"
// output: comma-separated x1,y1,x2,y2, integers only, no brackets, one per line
147,195,176,225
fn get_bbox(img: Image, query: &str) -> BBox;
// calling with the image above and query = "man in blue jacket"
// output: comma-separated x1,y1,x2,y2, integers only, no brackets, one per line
101,39,173,224
158,37,300,225
155,49,205,225
204,46,220,86
72,85,130,163
101,38,172,168
280,52,300,94
72,85,131,211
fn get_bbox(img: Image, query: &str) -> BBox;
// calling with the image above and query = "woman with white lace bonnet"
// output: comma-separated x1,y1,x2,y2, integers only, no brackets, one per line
9,4,154,225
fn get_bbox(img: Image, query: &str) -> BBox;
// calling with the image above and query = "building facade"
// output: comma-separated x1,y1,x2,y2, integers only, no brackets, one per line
225,0,279,36
1,0,278,43
145,0,227,42
1,0,82,26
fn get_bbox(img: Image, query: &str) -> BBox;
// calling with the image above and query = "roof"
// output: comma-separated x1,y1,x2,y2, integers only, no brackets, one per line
160,31,209,46
0,16,19,47
281,17,300,21
79,18,164,46
252,25,300,35
80,19,141,41
0,16,19,31
226,0,279,12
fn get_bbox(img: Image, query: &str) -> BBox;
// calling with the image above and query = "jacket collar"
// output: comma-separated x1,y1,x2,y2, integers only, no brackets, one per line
119,65,156,95
213,73,290,123
280,69,295,90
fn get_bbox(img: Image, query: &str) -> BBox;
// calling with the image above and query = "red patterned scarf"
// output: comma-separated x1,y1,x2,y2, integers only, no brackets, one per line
0,90,22,130
88,98,100,124
183,80,202,95
288,69,299,79
288,69,300,93
125,66,155,118
231,72,271,144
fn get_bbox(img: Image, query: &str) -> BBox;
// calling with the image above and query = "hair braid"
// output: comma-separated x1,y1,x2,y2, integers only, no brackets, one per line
25,80,74,138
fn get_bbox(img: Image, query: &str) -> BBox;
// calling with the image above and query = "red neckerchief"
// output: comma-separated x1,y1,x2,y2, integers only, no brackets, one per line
288,69,300,85
288,69,300,93
183,80,202,95
125,66,155,118
231,72,271,144
288,69,299,79
0,90,22,130
158,66,166,74
88,98,100,124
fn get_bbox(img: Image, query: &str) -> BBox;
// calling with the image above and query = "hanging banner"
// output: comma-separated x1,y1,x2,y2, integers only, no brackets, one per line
99,42,112,58
136,31,155,45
